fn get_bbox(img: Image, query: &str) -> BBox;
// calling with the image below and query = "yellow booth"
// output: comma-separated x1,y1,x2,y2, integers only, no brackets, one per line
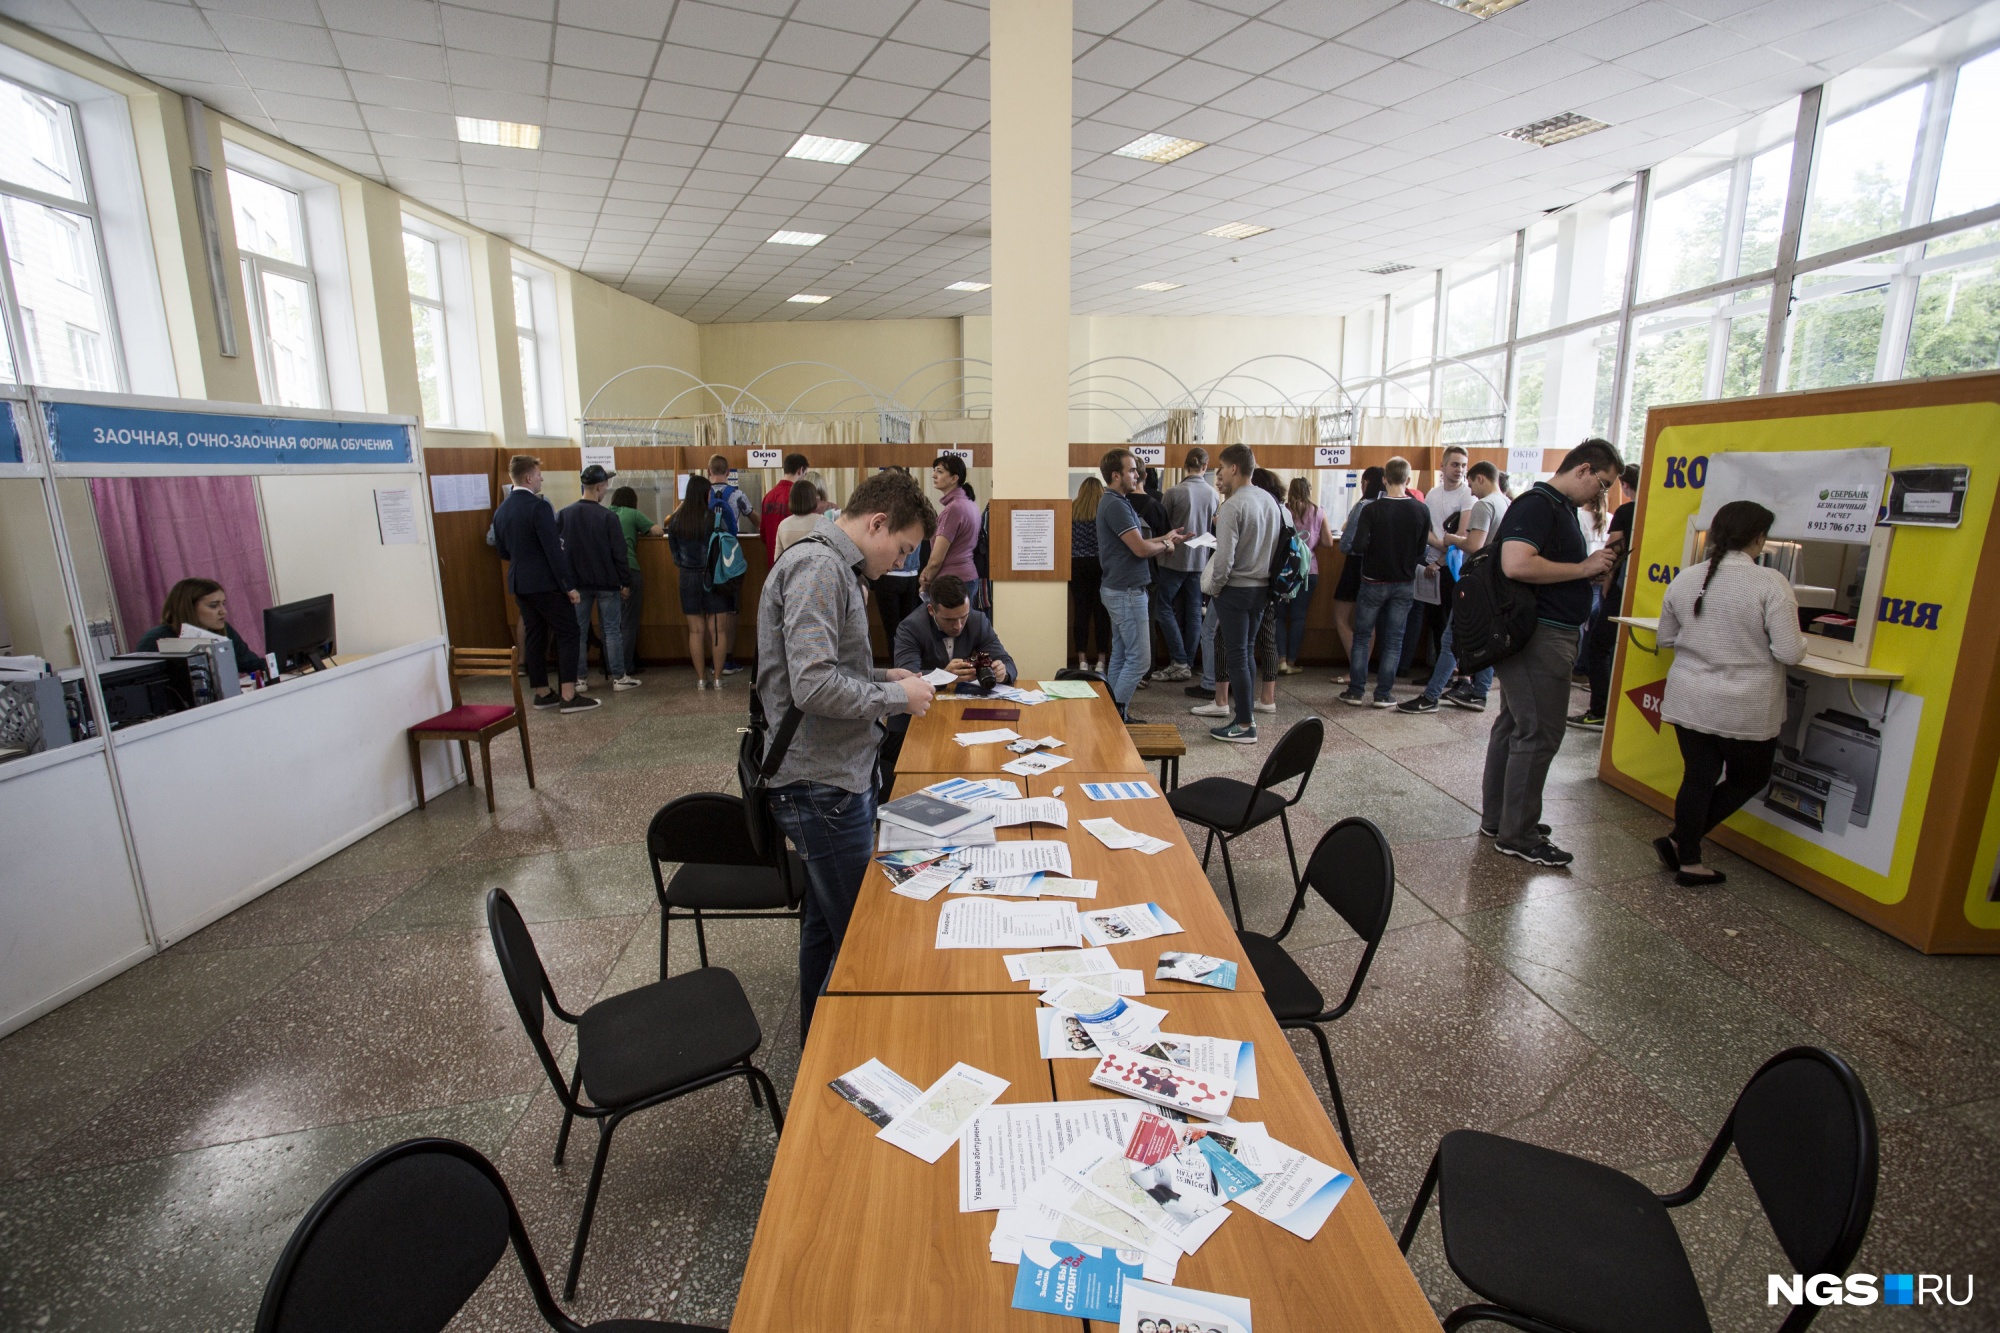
1602,371,2000,954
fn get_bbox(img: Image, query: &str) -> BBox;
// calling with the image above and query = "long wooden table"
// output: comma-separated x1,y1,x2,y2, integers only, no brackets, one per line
738,688,1442,1332
896,681,1149,774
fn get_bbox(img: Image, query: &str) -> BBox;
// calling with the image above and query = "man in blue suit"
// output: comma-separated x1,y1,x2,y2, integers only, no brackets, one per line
491,454,599,713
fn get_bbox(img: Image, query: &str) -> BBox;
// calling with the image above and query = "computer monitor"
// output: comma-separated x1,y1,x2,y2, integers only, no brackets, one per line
264,594,336,673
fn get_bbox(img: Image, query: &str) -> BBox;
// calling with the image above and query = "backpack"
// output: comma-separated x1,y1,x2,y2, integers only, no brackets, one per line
1266,513,1312,603
707,508,747,589
1451,531,1540,673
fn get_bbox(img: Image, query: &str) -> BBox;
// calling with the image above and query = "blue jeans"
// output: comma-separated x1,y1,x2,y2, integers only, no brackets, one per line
1422,618,1492,701
767,780,878,1039
1151,567,1201,667
576,590,623,681
1101,585,1151,714
1216,584,1266,728
1280,573,1316,661
1350,580,1415,700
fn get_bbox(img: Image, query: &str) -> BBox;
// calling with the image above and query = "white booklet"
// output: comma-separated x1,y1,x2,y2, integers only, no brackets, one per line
828,1058,921,1128
936,899,1082,949
1118,1279,1251,1333
1041,984,1170,1053
958,1099,1147,1211
1146,1034,1258,1099
889,861,963,901
1051,1135,1232,1255
1001,751,1073,776
1080,903,1183,946
965,842,1073,877
1034,876,1099,899
954,728,1020,746
878,820,997,852
1231,1131,1354,1241
925,777,1022,801
971,797,1071,828
1004,947,1119,982
948,872,1044,897
989,1204,1178,1282
1022,1168,1183,1264
876,1062,1011,1163
1079,817,1173,855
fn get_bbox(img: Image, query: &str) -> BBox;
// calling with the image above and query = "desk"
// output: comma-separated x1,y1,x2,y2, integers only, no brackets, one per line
1025,773,1258,997
830,773,1041,995
732,994,1058,1333
1053,993,1440,1332
898,682,1148,774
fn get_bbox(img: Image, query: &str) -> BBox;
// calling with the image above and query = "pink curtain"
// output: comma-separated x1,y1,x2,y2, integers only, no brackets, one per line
88,476,274,655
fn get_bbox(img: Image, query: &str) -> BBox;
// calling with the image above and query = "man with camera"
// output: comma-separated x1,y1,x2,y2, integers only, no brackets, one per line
893,574,1017,690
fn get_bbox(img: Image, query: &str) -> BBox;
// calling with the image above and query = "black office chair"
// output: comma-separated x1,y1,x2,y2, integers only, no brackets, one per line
486,889,783,1299
1399,1046,1878,1333
1235,816,1393,1165
1167,715,1324,928
647,793,804,978
255,1136,714,1332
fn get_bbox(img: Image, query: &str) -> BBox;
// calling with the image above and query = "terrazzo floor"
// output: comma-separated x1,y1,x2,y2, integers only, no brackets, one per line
2,661,1996,1331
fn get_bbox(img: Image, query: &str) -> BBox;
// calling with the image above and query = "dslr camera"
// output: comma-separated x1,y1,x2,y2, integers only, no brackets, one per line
970,651,998,693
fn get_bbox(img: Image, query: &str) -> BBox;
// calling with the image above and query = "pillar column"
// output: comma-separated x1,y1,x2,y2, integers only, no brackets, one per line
988,0,1071,680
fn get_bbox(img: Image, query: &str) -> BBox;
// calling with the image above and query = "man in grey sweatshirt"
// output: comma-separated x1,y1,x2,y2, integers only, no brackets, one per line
1200,443,1282,743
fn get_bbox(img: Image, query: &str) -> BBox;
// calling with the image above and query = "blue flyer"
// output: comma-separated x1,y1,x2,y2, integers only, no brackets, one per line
1012,1239,1148,1321
1156,951,1239,990
1195,1136,1264,1199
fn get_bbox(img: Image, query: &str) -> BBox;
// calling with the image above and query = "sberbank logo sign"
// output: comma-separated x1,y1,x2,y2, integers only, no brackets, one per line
1770,1272,1974,1307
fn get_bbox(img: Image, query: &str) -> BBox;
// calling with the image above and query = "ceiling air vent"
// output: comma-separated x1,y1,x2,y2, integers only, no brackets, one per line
1362,263,1415,276
1502,113,1611,148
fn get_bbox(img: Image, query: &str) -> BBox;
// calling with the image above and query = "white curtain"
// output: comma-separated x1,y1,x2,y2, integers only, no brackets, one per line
1215,412,1317,447
764,417,867,448
1358,413,1442,454
914,414,993,445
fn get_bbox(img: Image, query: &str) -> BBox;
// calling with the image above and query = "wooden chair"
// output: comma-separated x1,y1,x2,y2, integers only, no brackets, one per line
408,647,536,813
1124,722,1186,790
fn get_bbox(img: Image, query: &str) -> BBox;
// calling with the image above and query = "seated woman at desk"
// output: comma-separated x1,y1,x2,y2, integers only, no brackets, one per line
136,578,263,675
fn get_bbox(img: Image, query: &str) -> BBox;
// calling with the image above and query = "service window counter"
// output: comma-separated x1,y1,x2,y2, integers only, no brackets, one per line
0,388,459,1034
1603,371,2000,954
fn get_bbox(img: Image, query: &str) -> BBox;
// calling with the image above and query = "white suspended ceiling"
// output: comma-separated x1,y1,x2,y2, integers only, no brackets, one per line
0,0,1980,322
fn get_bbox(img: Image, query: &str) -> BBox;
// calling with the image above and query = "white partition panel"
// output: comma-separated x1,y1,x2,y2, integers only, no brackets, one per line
0,741,151,1036
113,638,457,944
257,473,446,656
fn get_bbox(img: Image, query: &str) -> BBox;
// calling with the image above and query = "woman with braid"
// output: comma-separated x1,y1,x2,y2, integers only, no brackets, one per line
1654,501,1807,885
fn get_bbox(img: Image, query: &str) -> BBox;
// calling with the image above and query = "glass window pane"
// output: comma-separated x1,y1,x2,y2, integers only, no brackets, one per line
1439,352,1505,451
410,299,450,426
518,332,542,434
228,169,305,265
1802,82,1926,257
0,78,85,203
1904,251,2000,378
1640,168,1731,302
1442,239,1513,356
1387,279,1434,374
513,273,535,335
2,195,116,390
1784,267,1893,389
1934,48,2000,223
403,230,440,301
1509,322,1616,455
1342,303,1380,383
259,269,324,409
1739,141,1792,275
1623,287,1769,444
1518,183,1632,337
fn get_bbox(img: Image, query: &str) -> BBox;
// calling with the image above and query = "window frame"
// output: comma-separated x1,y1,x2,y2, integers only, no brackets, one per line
0,74,126,393
510,257,565,438
228,164,331,411
401,214,482,432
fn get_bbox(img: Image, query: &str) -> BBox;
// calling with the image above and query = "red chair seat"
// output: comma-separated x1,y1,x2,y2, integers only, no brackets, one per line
412,703,517,733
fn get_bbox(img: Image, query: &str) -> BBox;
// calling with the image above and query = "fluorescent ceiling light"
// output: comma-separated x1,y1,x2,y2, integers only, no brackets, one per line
1501,112,1611,147
1203,222,1272,240
788,293,830,304
1363,262,1415,275
1135,281,1183,292
768,230,827,246
1425,0,1530,15
946,281,990,292
456,117,540,149
1114,134,1205,164
786,134,870,164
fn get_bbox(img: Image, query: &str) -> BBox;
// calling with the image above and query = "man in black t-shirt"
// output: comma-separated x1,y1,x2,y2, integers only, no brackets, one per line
1339,456,1435,706
1574,464,1640,729
1480,440,1622,865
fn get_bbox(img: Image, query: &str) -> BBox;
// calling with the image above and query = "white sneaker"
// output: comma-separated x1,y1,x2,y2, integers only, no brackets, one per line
612,676,641,690
573,678,590,693
696,679,711,690
1190,702,1231,717
1254,701,1276,713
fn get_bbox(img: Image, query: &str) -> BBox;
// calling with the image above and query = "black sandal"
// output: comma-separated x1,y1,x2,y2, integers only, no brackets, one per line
1652,836,1680,875
1675,868,1727,886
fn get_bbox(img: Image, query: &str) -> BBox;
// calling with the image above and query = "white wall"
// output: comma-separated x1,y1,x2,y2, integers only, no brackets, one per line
257,473,443,655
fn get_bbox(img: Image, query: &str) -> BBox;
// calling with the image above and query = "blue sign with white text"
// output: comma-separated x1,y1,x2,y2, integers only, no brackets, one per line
42,400,414,466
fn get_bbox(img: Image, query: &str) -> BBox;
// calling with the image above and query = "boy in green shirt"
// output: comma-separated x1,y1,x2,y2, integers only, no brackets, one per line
608,486,661,678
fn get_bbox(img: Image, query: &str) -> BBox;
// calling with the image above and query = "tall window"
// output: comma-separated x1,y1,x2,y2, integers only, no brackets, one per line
230,168,327,409
0,75,119,390
404,228,454,427
1638,105,1794,301
513,272,541,434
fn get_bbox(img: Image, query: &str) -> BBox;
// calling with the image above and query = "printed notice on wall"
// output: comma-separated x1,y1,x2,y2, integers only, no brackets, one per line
748,448,782,468
946,448,975,465
1509,447,1544,477
1314,445,1350,467
428,472,490,513
1697,447,1890,545
1132,445,1165,466
1012,508,1056,572
374,487,422,545
580,445,616,473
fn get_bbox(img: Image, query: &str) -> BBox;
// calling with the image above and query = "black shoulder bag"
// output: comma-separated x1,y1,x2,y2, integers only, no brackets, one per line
735,533,831,858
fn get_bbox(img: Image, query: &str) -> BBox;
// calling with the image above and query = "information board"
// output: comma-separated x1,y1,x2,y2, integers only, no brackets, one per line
43,400,415,467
